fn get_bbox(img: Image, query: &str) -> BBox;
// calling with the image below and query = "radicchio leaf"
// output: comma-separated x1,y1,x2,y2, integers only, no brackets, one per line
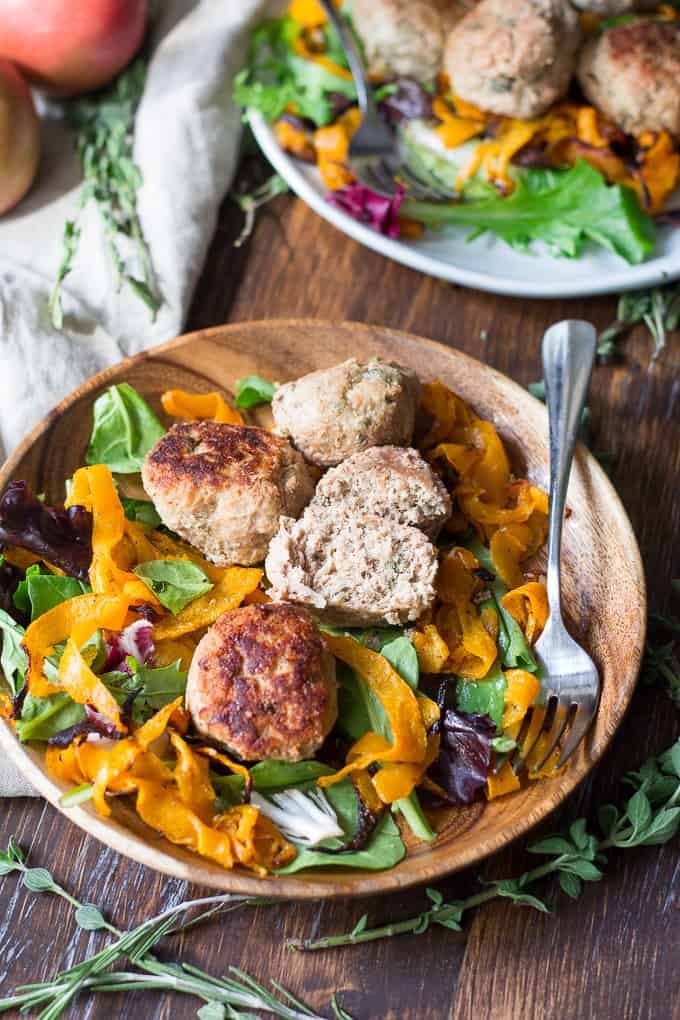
0,482,92,581
428,709,496,805
0,559,27,625
102,619,155,673
327,182,404,238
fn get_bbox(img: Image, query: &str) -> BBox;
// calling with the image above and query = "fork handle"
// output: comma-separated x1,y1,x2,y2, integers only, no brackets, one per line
317,0,373,117
541,320,597,623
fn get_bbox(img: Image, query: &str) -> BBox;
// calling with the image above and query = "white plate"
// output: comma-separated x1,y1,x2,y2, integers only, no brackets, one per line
250,111,680,299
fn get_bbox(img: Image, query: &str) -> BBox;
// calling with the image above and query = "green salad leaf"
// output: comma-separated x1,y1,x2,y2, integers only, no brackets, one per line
0,609,27,696
14,569,89,622
120,496,162,528
380,635,419,690
101,660,187,724
468,539,539,674
86,383,165,474
234,15,356,128
16,693,86,743
234,374,276,409
213,760,334,808
456,661,506,730
402,161,656,265
133,560,213,615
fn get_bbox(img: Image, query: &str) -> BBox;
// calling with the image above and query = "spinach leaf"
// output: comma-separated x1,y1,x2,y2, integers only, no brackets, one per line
16,570,89,622
213,760,333,808
133,560,212,615
12,563,41,615
402,161,656,265
380,635,419,690
234,375,276,409
0,609,27,696
100,660,187,724
86,383,165,474
276,778,405,873
456,661,507,731
16,693,86,743
120,496,162,529
467,538,538,673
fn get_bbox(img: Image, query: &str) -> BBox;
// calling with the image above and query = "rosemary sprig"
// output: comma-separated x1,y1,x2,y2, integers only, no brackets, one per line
597,279,680,362
0,843,346,1019
290,735,680,952
49,57,160,330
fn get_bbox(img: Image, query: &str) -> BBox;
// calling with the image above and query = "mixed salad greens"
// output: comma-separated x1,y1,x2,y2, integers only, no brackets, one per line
235,2,680,264
0,375,555,877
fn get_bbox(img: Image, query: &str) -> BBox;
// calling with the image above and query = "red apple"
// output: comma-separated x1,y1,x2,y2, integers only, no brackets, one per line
0,60,40,216
0,0,148,97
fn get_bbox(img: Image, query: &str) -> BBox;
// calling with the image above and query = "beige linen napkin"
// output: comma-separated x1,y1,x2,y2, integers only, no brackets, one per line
0,0,272,795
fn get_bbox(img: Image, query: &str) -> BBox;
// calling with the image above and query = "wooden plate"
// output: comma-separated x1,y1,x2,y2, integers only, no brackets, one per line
0,320,645,899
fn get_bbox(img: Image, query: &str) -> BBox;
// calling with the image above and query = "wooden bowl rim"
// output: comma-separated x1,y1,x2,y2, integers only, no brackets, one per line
0,319,646,899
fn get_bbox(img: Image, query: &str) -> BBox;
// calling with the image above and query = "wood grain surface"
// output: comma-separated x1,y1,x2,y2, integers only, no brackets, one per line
1,162,679,1020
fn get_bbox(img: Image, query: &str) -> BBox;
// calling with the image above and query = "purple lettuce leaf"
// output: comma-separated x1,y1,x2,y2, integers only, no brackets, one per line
428,709,496,805
0,481,92,581
102,619,155,674
378,79,433,126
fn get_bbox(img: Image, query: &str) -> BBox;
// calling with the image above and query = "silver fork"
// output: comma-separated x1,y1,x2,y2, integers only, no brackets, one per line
517,320,601,775
317,0,454,200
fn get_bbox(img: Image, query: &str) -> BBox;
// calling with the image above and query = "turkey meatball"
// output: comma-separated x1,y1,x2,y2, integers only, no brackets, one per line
186,603,337,762
577,20,680,139
272,358,420,467
351,0,474,82
141,421,313,566
266,510,438,627
443,0,581,119
311,446,451,539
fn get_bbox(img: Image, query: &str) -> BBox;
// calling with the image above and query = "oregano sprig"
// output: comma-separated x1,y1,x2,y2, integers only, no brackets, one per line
289,736,680,952
49,57,161,330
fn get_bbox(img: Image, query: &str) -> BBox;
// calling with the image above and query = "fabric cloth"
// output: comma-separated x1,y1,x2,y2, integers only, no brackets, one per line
0,0,272,795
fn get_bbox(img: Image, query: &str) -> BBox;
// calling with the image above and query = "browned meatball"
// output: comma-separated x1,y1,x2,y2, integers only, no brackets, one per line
444,0,581,119
265,510,438,627
577,21,680,139
351,0,474,81
141,421,313,566
311,445,451,538
272,358,420,467
186,603,337,762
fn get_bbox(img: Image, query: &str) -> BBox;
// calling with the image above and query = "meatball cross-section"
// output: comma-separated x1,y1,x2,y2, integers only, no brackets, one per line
186,603,337,762
141,420,314,566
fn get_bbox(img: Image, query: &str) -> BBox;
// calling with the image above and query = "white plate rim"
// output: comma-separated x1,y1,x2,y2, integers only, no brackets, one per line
249,110,680,300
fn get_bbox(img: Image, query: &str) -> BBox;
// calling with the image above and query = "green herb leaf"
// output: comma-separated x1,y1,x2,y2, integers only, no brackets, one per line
22,867,55,892
558,872,582,899
87,383,165,473
234,374,277,408
133,560,213,615
75,903,108,931
402,161,656,265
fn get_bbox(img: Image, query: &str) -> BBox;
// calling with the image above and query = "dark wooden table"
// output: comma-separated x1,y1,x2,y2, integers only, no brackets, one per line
1,165,679,1020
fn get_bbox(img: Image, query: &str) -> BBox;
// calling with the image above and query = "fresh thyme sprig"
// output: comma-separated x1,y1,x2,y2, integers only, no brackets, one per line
597,280,680,362
290,735,680,952
0,843,347,1019
49,57,161,330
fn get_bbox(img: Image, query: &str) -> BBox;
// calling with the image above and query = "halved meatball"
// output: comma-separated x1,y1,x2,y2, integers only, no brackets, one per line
272,358,420,468
266,510,438,627
311,446,451,539
141,421,313,566
444,0,581,119
351,0,474,82
577,21,680,139
186,603,337,762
